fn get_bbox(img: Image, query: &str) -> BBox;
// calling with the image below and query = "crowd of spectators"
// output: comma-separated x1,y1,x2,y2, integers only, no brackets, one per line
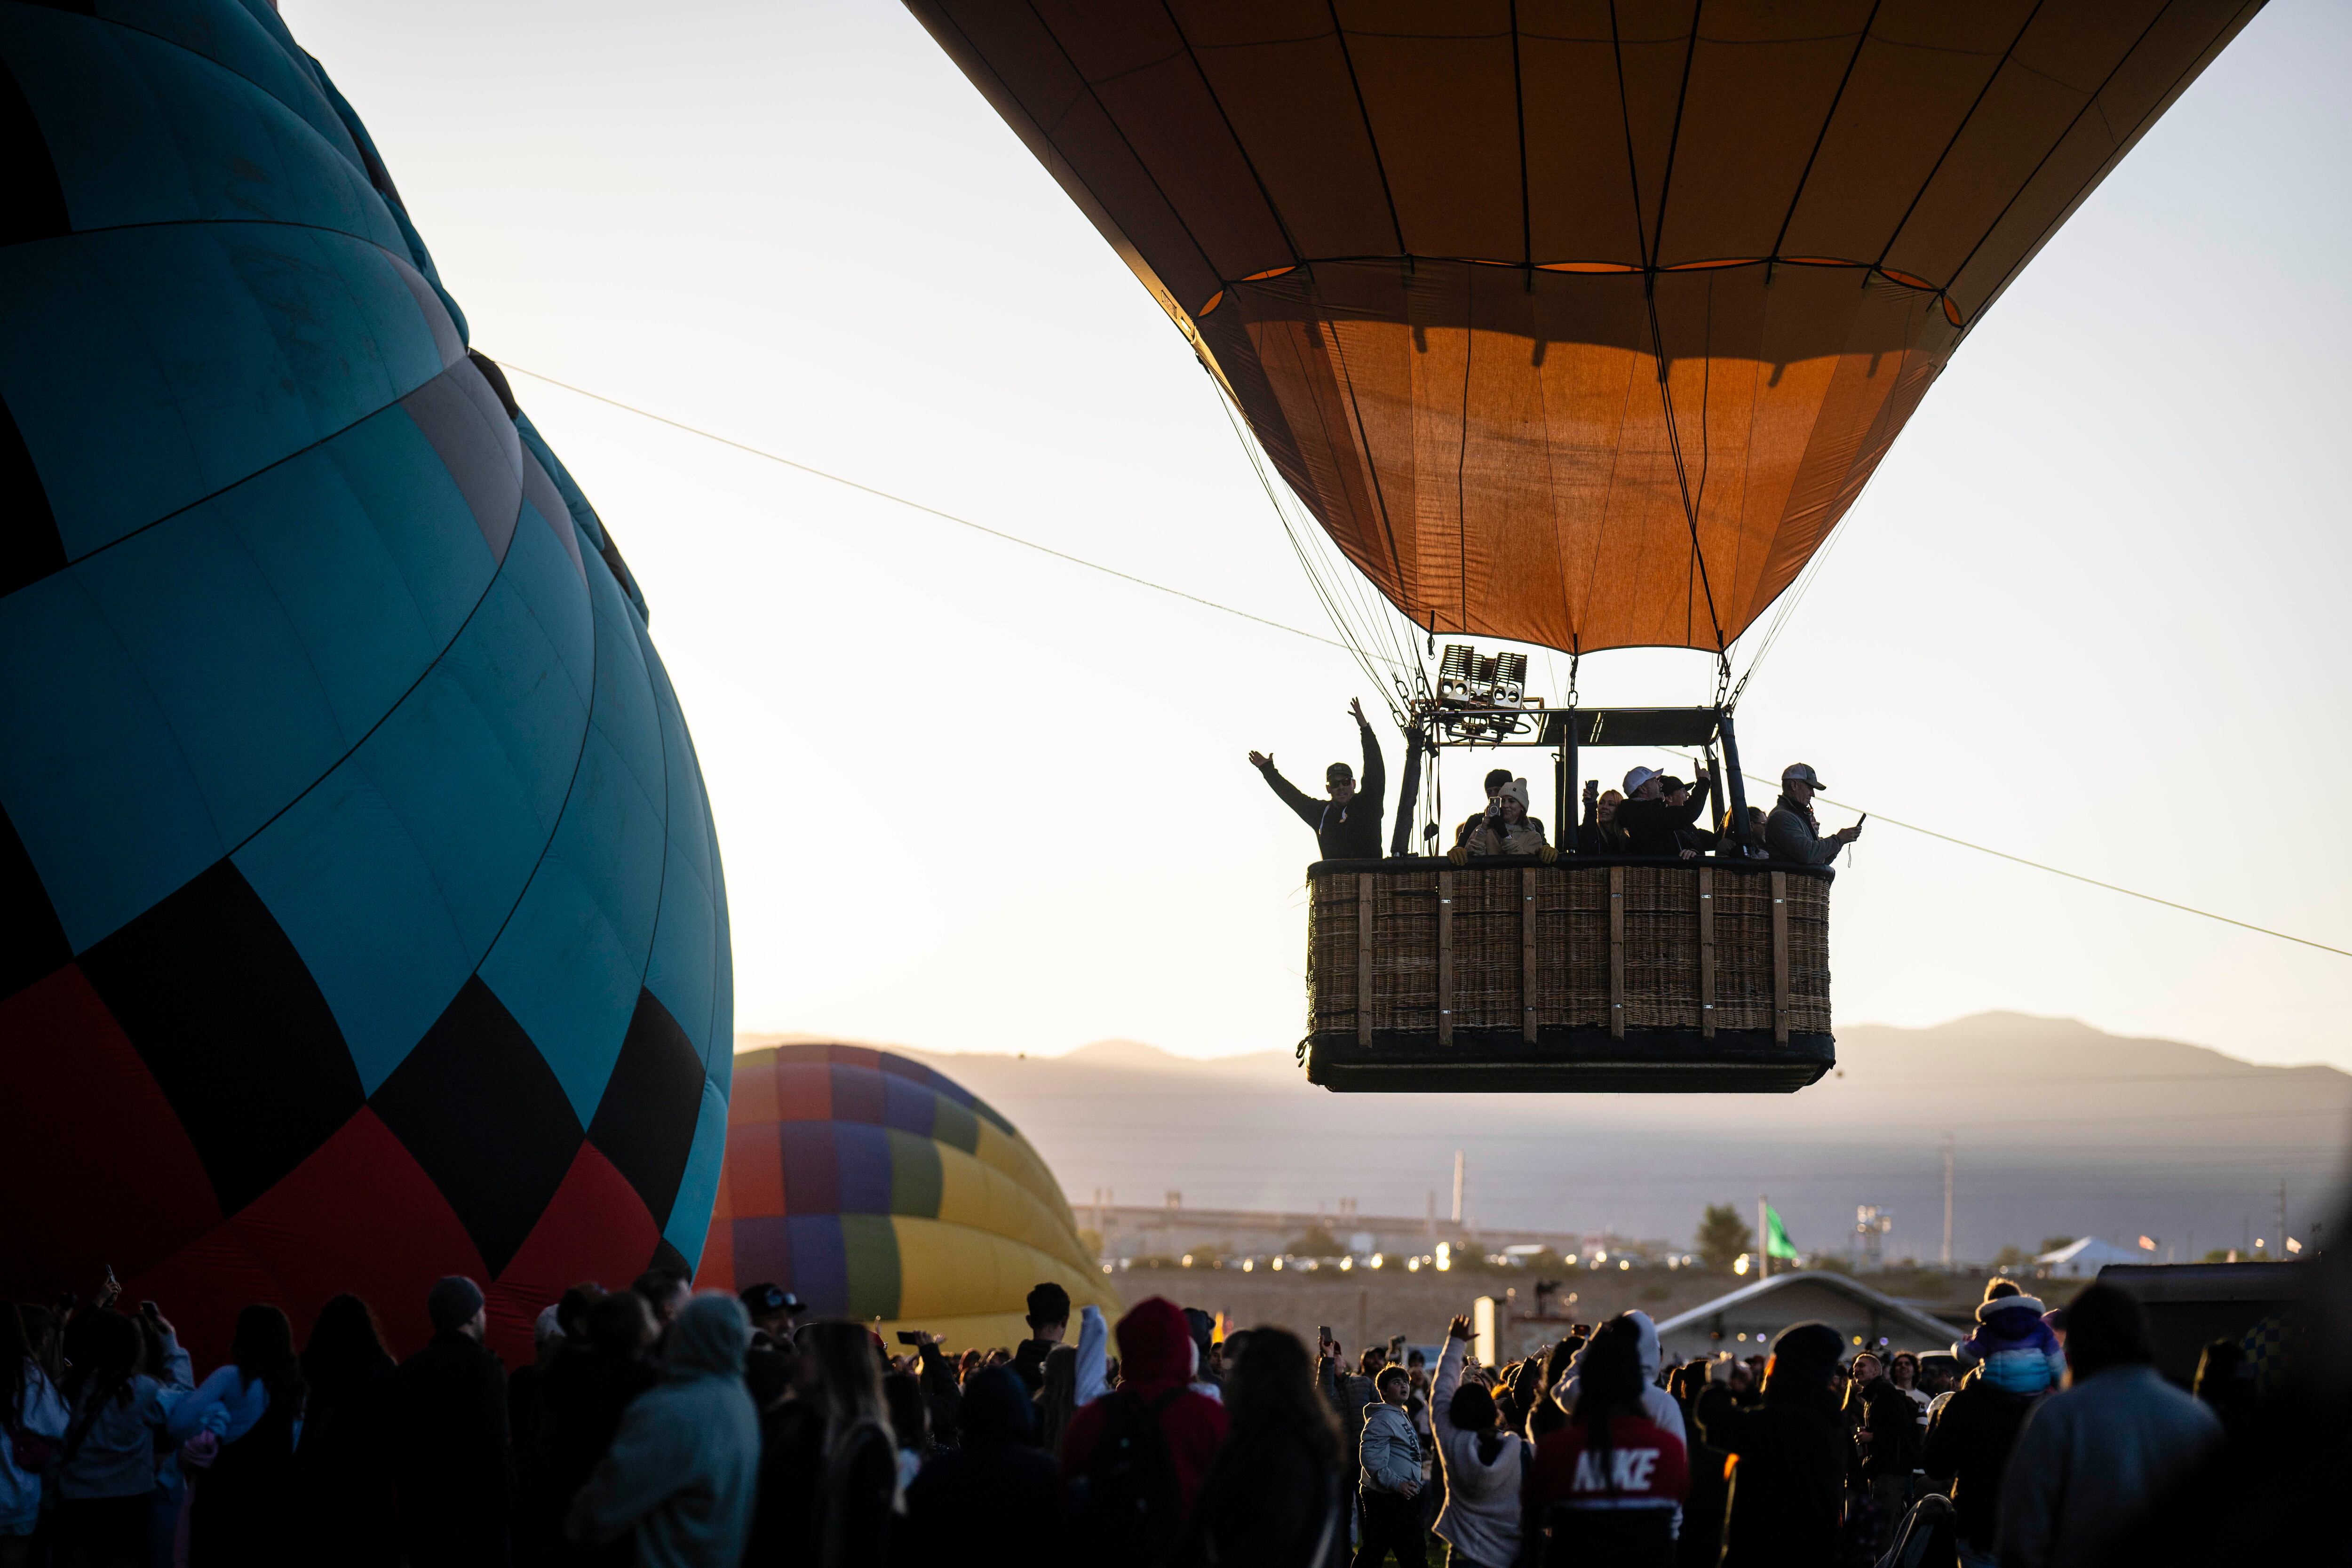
1,1261,2335,1568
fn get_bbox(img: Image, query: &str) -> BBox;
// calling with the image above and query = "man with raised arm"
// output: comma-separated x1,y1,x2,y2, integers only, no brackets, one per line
1248,696,1386,860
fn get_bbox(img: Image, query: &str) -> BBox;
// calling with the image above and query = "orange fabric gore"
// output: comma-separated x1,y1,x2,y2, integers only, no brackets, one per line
909,0,2259,651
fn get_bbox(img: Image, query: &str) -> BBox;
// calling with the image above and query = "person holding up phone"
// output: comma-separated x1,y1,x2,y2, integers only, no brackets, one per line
1764,763,1863,865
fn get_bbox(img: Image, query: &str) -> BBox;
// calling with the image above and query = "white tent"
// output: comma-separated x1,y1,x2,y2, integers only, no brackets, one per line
2036,1237,2145,1276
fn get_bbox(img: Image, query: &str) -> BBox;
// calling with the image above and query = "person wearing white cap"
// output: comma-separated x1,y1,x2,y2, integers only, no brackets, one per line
1766,763,1861,864
1449,777,1556,861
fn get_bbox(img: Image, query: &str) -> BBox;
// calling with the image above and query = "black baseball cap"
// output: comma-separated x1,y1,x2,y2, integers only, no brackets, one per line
1326,762,1355,783
739,1283,803,1317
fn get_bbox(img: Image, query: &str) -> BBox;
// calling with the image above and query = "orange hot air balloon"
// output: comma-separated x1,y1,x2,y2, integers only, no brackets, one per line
909,1,2259,655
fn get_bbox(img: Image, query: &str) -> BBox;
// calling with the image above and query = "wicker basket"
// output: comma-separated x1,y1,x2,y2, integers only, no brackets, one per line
1307,859,1831,1046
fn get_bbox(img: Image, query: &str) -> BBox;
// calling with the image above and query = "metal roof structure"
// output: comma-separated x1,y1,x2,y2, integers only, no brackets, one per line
1654,1270,1967,1358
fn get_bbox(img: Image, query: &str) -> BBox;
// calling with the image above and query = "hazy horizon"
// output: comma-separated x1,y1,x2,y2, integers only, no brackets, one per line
735,1008,2352,1078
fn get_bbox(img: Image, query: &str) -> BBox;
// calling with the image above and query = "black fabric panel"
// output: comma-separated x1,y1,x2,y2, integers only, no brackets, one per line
0,57,69,246
0,802,69,999
467,350,520,419
648,1235,691,1278
370,977,583,1274
587,988,704,1228
598,531,645,624
0,392,65,597
79,861,365,1214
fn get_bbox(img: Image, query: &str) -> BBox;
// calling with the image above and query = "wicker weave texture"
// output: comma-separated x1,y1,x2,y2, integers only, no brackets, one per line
1308,863,1830,1038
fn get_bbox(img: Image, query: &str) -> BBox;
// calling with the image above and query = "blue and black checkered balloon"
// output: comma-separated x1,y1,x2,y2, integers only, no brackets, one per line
0,0,731,1363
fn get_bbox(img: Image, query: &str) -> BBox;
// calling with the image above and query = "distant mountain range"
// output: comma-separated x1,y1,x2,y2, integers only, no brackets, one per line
736,1015,2352,1266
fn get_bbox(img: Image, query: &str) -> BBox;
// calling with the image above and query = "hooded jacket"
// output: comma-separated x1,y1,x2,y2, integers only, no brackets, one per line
1554,1313,1686,1448
1060,1297,1230,1514
1430,1337,1523,1568
902,1368,1065,1566
1960,1296,2066,1397
567,1295,762,1568
1358,1400,1421,1494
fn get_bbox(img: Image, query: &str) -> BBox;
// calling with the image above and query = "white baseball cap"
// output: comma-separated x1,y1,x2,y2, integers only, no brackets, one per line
1623,766,1661,795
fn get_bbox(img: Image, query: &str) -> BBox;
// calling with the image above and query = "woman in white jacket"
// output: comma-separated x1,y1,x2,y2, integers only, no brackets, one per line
1430,1316,1523,1568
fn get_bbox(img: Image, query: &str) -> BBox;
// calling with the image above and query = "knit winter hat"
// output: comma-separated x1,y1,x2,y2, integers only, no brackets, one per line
1499,779,1531,810
427,1275,485,1333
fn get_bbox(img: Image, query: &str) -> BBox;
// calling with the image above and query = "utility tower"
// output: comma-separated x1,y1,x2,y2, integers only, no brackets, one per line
1942,1134,1955,1269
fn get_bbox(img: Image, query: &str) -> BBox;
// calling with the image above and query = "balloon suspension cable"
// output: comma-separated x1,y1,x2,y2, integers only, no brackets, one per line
1202,363,1425,723
1641,272,1732,682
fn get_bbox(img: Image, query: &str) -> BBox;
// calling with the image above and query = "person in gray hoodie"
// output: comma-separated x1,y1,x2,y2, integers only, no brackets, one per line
567,1293,762,1568
1430,1317,1523,1568
1357,1365,1425,1568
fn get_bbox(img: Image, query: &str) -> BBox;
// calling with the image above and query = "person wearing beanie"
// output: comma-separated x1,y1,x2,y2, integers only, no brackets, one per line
1692,1321,1849,1568
389,1276,512,1566
1450,777,1557,861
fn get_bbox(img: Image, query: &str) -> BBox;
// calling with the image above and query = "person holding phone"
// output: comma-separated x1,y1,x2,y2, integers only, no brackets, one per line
1765,764,1863,865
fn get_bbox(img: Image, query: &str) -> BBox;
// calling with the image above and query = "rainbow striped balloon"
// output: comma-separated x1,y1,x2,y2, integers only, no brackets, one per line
700,1043,1109,1346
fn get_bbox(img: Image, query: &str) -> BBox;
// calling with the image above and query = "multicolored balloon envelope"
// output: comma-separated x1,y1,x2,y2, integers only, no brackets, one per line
700,1045,1110,1347
0,1,730,1363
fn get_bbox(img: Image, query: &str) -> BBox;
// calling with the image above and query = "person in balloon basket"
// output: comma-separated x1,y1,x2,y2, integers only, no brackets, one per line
1449,777,1556,862
1764,764,1860,865
1615,766,1713,860
1249,697,1385,860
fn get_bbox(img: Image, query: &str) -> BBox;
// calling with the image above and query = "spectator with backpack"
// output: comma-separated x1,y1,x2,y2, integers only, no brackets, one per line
1178,1328,1346,1568
1062,1297,1230,1563
1429,1315,1524,1568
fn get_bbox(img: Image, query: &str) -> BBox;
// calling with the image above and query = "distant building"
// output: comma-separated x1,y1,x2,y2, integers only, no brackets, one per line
1653,1271,1965,1361
2035,1237,2145,1276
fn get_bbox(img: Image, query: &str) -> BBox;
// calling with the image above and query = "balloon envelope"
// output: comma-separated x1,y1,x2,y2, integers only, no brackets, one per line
0,0,730,1364
700,1044,1110,1347
911,0,2258,653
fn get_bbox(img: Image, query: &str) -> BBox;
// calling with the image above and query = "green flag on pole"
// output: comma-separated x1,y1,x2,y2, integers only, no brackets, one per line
1765,1206,1799,1262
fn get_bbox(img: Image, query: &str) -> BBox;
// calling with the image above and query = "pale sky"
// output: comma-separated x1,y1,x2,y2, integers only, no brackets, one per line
294,0,2352,1070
